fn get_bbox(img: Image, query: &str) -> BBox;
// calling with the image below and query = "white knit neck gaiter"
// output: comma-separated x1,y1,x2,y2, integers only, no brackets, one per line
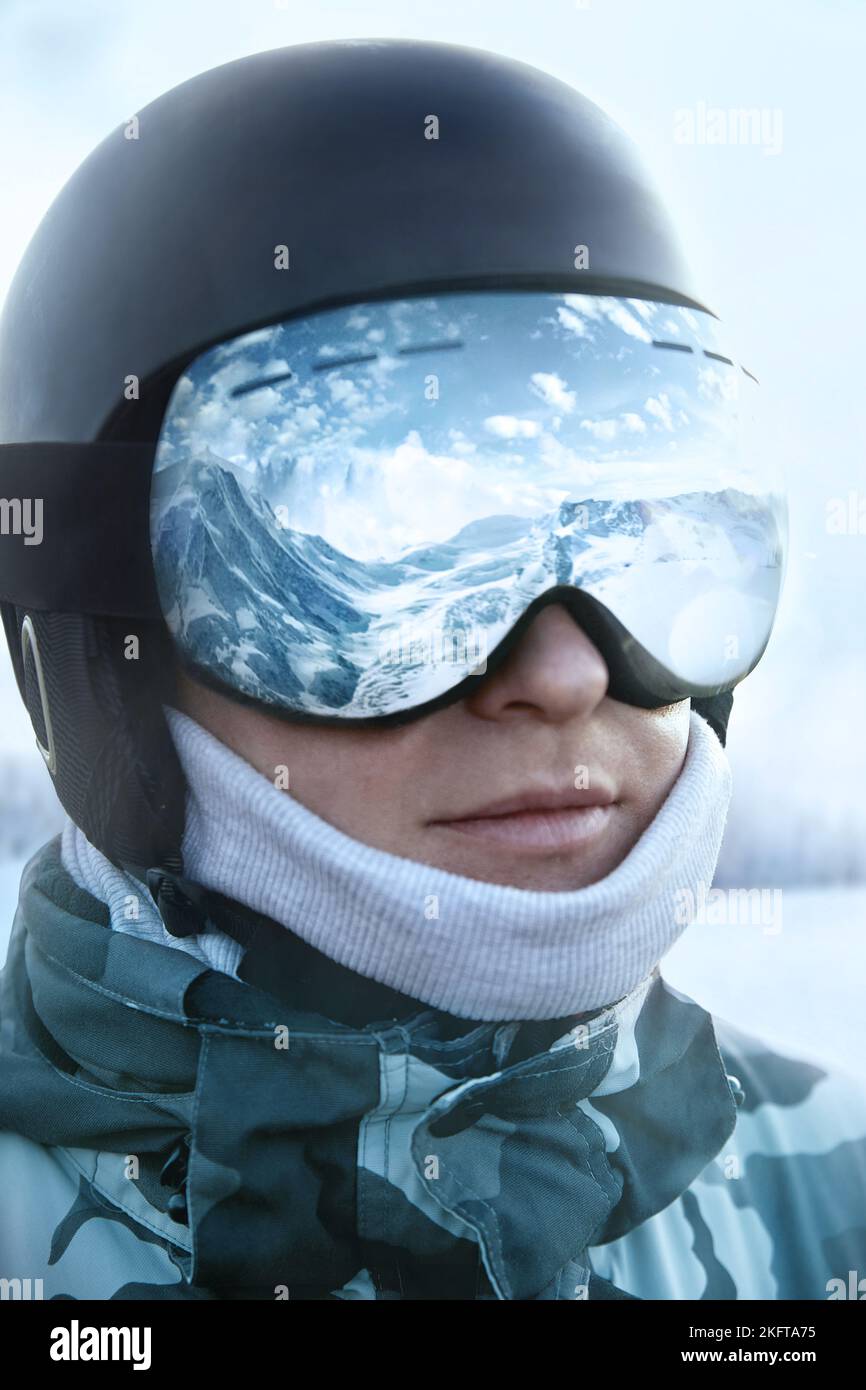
159,704,731,1019
61,705,731,1021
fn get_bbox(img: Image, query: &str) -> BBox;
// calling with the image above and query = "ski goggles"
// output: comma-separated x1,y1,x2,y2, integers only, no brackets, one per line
149,290,787,722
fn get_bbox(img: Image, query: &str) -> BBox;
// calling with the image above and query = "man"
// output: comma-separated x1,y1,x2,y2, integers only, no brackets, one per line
0,38,863,1301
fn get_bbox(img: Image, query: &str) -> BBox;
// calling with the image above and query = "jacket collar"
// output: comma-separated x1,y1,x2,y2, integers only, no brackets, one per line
0,835,738,1299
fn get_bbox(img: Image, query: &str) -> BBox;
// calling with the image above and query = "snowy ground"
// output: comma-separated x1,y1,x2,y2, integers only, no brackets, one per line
1,854,864,1085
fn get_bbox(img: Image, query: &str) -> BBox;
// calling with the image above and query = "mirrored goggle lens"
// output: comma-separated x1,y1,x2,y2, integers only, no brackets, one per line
151,290,786,719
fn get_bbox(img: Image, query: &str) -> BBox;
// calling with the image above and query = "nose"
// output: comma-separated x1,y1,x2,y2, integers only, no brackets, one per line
463,604,610,725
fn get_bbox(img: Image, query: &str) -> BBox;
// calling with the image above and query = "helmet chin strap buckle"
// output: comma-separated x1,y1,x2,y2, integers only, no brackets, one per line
146,868,210,937
20,614,57,776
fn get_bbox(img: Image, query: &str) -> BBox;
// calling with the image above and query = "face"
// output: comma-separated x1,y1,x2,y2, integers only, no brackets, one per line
173,605,691,891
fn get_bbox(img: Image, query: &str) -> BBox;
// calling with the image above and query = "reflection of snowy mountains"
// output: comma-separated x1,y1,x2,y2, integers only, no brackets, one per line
151,455,781,716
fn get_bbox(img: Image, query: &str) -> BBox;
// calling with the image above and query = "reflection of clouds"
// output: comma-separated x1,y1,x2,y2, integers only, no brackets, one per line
275,403,323,437
561,294,608,323
530,371,576,412
212,327,273,360
556,305,592,337
536,430,603,484
645,393,674,430
698,364,740,402
261,355,291,377
558,293,656,343
580,417,619,441
168,318,408,476
484,415,542,439
153,290,758,560
234,386,282,421
622,412,647,433
580,411,649,440
606,301,652,342
448,429,477,455
169,374,195,409
313,429,572,557
326,375,366,411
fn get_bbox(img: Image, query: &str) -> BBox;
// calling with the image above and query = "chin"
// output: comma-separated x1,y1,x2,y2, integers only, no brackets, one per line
428,848,615,892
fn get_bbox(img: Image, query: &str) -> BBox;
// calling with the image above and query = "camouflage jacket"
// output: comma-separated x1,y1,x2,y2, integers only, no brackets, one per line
1,834,865,1301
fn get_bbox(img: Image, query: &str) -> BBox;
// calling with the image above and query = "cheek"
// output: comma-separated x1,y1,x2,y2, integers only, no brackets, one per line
283,726,424,827
623,703,691,815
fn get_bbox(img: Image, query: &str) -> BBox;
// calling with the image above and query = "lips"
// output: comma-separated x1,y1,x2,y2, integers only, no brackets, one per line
441,785,616,821
429,784,617,852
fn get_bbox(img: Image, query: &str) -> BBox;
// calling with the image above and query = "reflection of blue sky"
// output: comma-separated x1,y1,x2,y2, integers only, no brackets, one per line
155,292,764,562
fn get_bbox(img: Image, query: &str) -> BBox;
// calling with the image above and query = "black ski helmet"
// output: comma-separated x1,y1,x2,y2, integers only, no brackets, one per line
0,37,735,878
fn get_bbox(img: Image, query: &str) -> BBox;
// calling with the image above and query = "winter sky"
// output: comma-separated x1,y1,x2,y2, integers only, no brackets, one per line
1,0,864,886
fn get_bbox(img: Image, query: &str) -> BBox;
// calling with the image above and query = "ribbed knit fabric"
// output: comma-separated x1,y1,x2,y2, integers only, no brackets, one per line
61,704,732,1020
60,812,240,978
